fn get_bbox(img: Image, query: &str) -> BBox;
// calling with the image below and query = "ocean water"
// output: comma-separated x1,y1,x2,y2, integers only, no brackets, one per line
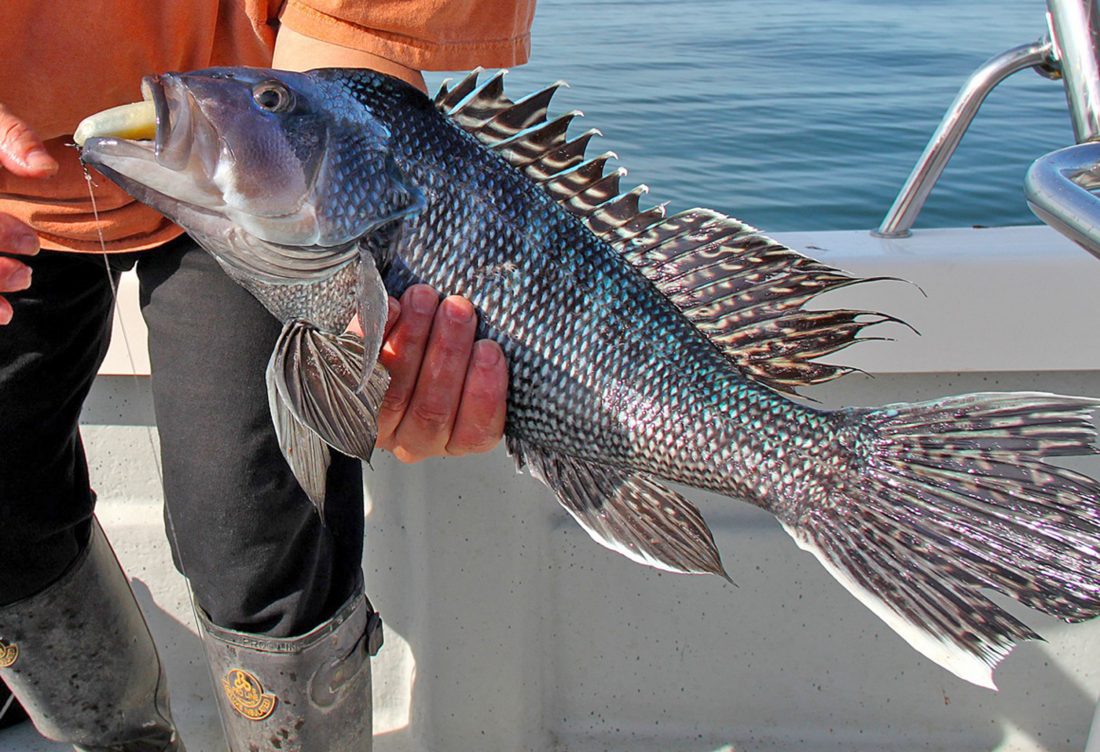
426,0,1077,232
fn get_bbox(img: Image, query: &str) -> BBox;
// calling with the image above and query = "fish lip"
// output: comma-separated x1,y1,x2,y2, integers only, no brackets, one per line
149,74,195,171
80,135,159,171
145,75,171,159
144,73,222,189
80,74,224,209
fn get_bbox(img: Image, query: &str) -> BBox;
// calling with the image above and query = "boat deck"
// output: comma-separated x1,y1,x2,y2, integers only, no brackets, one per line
3,226,1100,752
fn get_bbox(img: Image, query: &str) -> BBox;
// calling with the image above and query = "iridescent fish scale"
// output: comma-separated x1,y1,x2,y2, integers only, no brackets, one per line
374,92,801,497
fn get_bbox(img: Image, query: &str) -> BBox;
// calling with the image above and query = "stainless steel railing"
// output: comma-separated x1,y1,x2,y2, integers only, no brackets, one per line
873,39,1053,239
1026,142,1100,252
876,0,1100,259
1046,0,1100,141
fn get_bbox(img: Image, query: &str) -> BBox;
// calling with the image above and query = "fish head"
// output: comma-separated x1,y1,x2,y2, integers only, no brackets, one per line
79,67,420,251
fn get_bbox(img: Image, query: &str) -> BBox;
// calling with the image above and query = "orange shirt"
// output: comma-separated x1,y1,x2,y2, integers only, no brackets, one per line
0,0,535,252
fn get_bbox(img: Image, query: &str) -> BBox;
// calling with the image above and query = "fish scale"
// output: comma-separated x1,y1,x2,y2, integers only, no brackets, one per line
392,165,797,496
376,93,814,499
79,66,1100,689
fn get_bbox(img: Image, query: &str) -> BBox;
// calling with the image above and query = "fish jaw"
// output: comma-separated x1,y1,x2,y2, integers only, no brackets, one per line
81,76,227,218
79,71,328,247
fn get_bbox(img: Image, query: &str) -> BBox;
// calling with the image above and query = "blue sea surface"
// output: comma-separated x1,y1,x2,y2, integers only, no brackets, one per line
427,0,1076,232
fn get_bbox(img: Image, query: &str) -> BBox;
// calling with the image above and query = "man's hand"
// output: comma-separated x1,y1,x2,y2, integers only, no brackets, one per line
274,36,504,460
374,284,508,463
0,104,57,325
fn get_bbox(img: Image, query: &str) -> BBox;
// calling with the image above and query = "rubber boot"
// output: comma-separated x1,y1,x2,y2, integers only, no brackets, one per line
0,519,183,751
196,584,382,752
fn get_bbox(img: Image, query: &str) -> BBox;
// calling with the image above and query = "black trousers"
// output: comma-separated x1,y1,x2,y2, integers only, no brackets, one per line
0,237,363,637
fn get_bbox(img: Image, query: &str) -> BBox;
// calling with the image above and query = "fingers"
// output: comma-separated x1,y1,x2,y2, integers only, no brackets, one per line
0,103,55,326
376,284,508,463
0,256,32,291
376,285,441,452
394,295,479,461
0,256,32,325
0,213,40,257
0,213,38,325
446,339,508,456
0,104,57,178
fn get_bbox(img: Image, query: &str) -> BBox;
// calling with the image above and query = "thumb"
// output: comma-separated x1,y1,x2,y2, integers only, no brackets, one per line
0,104,58,178
383,297,400,338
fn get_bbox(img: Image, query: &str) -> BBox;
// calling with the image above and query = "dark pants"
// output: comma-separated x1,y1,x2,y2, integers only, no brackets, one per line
0,237,363,637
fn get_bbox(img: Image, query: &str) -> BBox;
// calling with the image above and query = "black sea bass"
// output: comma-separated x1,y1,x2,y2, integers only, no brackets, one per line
77,67,1100,688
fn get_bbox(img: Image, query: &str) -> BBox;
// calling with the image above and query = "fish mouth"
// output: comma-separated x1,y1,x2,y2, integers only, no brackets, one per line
78,74,224,208
150,74,220,179
150,75,184,169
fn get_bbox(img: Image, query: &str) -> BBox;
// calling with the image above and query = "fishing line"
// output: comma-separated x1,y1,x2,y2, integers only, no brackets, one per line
82,168,165,485
82,164,199,607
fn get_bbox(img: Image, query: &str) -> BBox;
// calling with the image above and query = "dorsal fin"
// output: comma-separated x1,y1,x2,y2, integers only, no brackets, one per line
619,210,904,392
435,72,901,394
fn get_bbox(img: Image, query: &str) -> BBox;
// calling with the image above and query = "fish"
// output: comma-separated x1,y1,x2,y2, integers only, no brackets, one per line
76,66,1100,689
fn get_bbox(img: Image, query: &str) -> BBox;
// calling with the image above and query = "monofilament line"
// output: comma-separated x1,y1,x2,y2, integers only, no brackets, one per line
82,165,167,482
81,162,201,609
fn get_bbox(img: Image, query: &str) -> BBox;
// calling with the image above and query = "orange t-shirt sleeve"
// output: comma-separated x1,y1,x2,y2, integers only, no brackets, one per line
3,0,536,253
278,0,535,70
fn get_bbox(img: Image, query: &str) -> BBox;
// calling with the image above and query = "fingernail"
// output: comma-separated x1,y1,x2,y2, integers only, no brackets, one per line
9,266,31,290
443,297,474,324
26,147,58,175
410,286,437,315
11,231,39,255
473,340,501,368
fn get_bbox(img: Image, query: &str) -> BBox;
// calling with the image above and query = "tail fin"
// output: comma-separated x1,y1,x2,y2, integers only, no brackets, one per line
782,392,1100,688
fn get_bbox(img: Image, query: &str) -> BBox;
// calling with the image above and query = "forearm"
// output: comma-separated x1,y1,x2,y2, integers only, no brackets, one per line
271,26,427,93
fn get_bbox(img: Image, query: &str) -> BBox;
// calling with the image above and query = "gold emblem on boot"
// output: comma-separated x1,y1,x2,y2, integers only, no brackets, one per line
0,641,16,668
222,668,276,720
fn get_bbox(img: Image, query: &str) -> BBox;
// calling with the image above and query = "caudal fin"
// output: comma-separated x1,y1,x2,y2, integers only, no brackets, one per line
782,392,1100,688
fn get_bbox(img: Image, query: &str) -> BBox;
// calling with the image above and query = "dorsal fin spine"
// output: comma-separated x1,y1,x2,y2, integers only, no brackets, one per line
435,67,484,109
433,71,903,394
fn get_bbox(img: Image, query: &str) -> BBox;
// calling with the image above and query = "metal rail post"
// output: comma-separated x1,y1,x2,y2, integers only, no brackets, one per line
1046,0,1100,142
874,40,1052,238
1024,0,1100,257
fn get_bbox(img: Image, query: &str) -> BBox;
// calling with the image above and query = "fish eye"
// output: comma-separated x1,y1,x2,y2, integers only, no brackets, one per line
252,82,294,113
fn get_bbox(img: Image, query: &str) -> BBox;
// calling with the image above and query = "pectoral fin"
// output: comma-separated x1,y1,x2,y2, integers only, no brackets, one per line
268,321,390,510
357,248,390,394
508,438,729,579
266,361,332,508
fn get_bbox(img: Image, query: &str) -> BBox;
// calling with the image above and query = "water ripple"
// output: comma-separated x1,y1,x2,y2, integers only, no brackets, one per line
427,0,1074,231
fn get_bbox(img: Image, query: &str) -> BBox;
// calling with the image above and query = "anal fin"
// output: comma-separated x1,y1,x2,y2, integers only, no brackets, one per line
508,438,729,579
357,246,391,393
